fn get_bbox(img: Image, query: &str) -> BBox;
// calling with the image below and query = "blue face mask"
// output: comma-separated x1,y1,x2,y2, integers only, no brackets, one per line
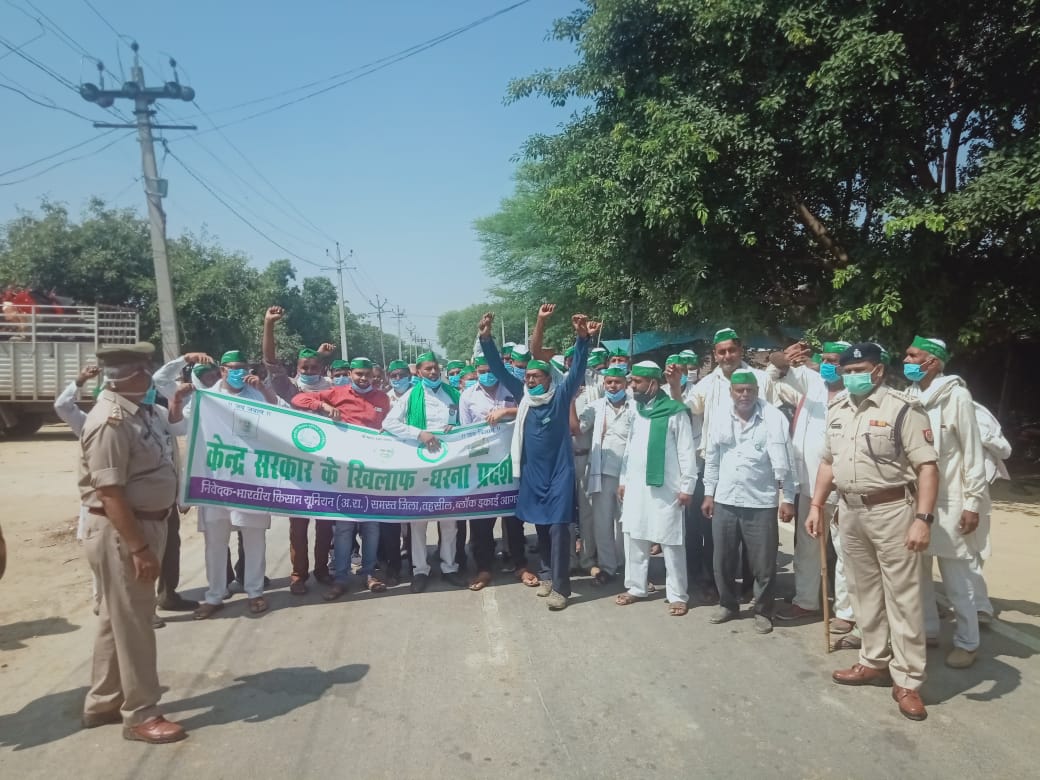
391,377,411,394
679,374,688,387
842,371,876,395
820,362,840,384
527,383,547,397
903,363,927,383
448,374,461,388
226,368,247,389
141,385,157,405
352,380,373,394
478,372,498,388
511,365,528,380
421,376,442,391
611,362,629,374
465,379,477,389
605,388,627,404
297,372,321,386
332,375,350,387
410,375,420,386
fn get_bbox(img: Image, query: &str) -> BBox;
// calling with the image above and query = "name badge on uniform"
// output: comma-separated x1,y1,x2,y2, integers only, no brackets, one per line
541,416,552,426
868,420,889,427
829,422,842,429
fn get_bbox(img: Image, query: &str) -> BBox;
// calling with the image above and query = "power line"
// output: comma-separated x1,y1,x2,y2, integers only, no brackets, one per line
0,32,79,91
9,0,97,62
0,127,118,178
194,0,534,133
81,0,124,39
0,130,131,186
163,141,328,271
0,78,97,121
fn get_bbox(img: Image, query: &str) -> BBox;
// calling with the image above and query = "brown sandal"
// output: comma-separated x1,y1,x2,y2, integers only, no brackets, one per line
367,576,387,593
668,602,689,617
468,571,492,591
831,634,862,651
615,593,642,606
193,602,223,620
248,596,268,614
518,569,539,587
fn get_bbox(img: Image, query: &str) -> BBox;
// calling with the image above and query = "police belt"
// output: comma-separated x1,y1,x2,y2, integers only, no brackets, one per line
88,506,173,522
839,486,908,508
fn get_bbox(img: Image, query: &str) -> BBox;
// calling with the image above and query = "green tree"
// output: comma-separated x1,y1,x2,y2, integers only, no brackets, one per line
495,0,1040,351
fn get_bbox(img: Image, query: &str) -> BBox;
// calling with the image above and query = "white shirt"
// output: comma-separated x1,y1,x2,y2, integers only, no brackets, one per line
572,387,595,453
55,381,88,436
703,400,797,509
579,397,634,478
153,356,187,401
383,383,459,440
684,363,778,458
459,380,518,425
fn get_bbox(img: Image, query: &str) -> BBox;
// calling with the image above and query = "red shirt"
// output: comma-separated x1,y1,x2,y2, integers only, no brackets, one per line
292,384,391,430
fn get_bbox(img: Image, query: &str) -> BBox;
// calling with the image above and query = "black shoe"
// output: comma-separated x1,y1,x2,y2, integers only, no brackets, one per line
410,573,429,593
442,571,466,588
158,595,199,612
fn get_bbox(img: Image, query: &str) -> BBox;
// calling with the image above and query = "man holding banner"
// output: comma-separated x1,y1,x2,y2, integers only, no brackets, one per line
479,309,598,611
383,350,465,592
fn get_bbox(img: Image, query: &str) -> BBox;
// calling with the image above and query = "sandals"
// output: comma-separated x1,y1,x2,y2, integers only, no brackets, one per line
615,593,642,606
193,602,223,620
518,569,540,587
367,576,387,593
289,581,308,596
592,570,612,586
248,597,268,615
469,572,492,591
323,584,348,601
831,634,862,651
668,602,689,617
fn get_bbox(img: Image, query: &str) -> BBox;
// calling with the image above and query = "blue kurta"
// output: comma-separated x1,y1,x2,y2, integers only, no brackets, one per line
481,334,590,525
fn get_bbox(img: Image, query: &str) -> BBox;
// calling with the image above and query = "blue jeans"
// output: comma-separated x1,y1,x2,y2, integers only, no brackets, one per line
333,521,380,585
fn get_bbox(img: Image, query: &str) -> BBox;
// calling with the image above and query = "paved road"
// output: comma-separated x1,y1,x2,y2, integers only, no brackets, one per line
2,521,1039,779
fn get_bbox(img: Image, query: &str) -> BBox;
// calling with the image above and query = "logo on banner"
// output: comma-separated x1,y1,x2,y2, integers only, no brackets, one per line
291,423,327,453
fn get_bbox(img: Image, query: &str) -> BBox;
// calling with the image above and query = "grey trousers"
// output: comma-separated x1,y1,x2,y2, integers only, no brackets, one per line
712,503,778,616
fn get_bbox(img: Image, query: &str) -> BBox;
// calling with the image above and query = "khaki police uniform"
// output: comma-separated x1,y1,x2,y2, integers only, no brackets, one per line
80,363,179,727
822,384,937,690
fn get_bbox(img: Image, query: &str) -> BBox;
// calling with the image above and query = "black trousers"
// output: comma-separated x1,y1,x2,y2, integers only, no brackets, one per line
683,477,714,588
378,522,403,577
536,523,571,597
225,530,246,584
455,519,468,572
156,511,182,604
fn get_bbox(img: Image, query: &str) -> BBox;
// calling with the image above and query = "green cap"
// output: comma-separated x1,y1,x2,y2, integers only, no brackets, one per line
193,363,215,377
587,351,607,367
220,350,246,365
630,361,662,379
810,353,822,364
298,348,319,360
602,366,627,378
388,359,409,372
445,360,466,372
821,341,852,355
609,347,629,357
714,328,739,344
416,351,438,366
330,359,350,371
473,355,488,367
525,359,551,374
510,345,531,362
564,346,575,358
665,354,683,366
350,357,374,369
911,336,949,363
551,356,566,373
679,349,698,363
461,364,477,376
730,370,758,385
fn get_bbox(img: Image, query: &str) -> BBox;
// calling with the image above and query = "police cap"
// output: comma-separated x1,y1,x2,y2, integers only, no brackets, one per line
838,342,882,367
95,341,155,367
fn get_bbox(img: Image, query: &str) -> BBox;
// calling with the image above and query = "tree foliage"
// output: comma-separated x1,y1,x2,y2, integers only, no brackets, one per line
485,0,1040,352
0,199,404,363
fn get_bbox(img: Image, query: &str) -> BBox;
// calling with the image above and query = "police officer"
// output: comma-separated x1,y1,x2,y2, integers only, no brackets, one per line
806,343,939,722
79,342,187,743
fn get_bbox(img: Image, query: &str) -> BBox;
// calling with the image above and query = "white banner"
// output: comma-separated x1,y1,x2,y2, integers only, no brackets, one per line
182,390,518,521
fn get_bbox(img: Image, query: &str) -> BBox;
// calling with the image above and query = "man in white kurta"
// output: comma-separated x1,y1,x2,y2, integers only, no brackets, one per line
904,337,989,668
767,341,852,625
618,362,696,614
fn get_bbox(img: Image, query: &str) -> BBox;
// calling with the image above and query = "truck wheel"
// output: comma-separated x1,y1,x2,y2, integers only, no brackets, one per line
4,412,44,438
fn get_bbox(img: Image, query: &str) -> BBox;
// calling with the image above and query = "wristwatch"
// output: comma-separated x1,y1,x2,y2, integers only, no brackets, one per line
915,513,935,525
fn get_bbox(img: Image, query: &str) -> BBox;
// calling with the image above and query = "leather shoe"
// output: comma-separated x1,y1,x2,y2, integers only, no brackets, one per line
442,571,466,588
158,595,198,612
832,663,892,687
82,710,122,729
122,716,187,744
892,686,927,721
410,573,429,593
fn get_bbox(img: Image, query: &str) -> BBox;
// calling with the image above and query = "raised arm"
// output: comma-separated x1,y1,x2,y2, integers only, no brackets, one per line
529,303,556,363
478,312,524,396
559,315,596,401
262,305,284,366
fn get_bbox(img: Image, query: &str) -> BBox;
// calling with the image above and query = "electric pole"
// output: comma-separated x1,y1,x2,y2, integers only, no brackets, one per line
390,306,406,361
326,243,356,360
80,45,196,361
368,295,390,368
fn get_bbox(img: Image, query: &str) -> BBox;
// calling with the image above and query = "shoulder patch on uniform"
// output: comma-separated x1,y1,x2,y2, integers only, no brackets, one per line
887,388,919,406
106,404,124,425
923,429,933,443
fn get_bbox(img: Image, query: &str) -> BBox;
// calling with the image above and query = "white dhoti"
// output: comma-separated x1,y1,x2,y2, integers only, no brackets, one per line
624,533,688,604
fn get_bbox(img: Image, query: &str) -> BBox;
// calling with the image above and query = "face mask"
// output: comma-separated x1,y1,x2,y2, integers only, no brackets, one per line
297,373,321,386
842,371,876,395
421,376,442,391
465,379,477,389
478,372,498,387
391,377,411,393
511,365,528,380
527,383,547,397
819,363,840,384
448,374,461,388
332,376,350,387
226,368,247,389
352,380,372,394
903,363,927,383
612,363,629,374
632,391,653,405
679,374,688,387
605,388,627,404
141,385,157,405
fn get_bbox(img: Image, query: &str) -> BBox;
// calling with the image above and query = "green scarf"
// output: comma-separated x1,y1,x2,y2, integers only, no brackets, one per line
406,381,460,430
636,389,688,487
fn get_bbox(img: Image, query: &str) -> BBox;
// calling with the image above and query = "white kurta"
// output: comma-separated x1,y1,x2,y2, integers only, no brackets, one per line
907,375,989,560
619,409,697,546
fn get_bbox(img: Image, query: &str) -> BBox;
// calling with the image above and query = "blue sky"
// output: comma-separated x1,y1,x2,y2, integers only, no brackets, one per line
0,0,578,348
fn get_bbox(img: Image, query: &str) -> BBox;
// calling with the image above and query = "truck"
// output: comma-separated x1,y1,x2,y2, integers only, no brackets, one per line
0,303,140,436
